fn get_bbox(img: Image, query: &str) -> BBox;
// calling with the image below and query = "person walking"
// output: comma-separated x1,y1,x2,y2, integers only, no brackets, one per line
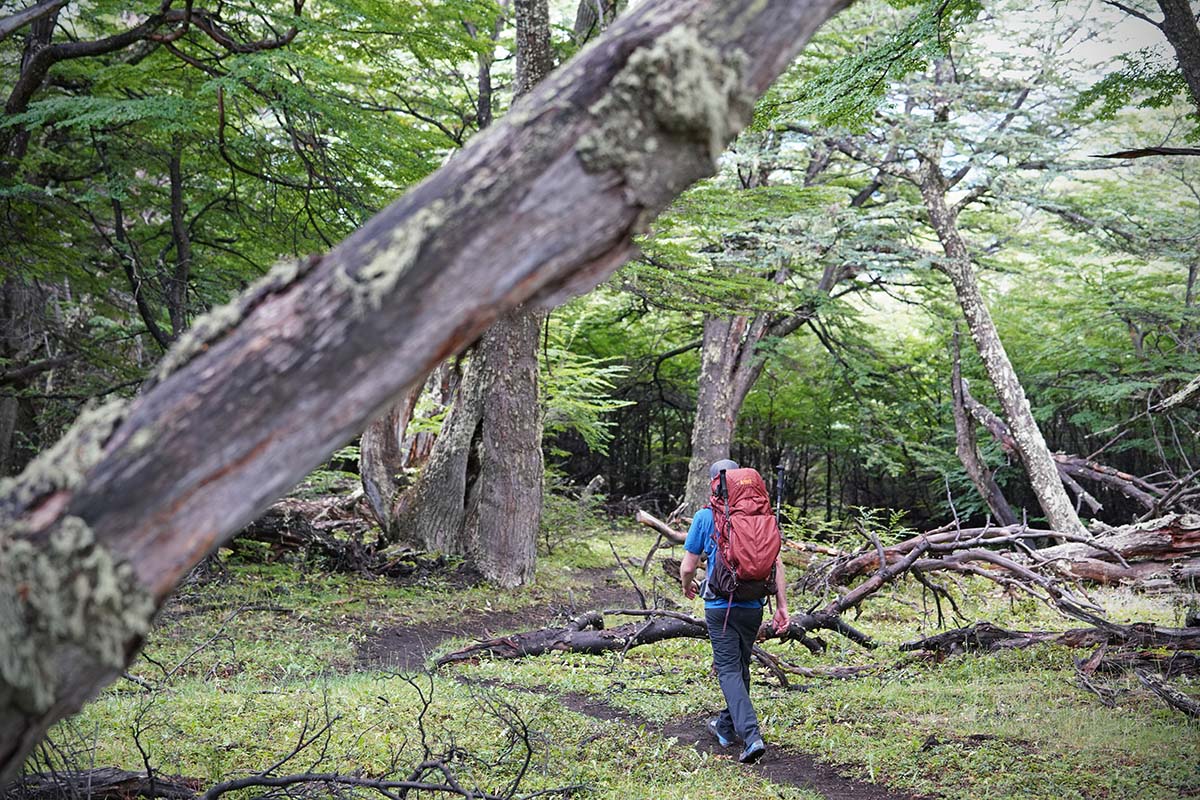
679,459,789,764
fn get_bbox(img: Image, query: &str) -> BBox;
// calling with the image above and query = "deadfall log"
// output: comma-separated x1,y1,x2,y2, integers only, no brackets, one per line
435,606,871,667
900,621,1200,655
0,0,853,779
824,515,1200,587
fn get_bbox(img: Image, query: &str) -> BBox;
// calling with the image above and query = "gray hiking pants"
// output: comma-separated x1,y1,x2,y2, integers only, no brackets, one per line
705,605,763,745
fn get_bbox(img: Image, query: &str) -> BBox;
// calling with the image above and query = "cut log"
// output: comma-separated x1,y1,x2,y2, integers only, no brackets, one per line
635,509,685,543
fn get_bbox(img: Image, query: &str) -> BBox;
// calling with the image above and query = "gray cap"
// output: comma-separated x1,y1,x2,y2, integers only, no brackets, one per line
709,459,739,480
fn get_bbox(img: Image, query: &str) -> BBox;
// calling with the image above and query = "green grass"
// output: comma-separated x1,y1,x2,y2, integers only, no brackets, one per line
48,511,1200,800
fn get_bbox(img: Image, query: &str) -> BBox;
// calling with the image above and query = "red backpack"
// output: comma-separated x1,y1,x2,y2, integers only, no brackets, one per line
708,467,781,602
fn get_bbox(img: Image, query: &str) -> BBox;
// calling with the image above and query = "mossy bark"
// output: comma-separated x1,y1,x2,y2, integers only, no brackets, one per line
0,0,853,778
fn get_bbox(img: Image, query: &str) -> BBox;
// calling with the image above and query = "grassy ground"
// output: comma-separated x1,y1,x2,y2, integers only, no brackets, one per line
47,508,1200,800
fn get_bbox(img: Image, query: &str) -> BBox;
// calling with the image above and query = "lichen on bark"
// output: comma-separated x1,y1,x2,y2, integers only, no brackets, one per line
0,516,154,713
336,202,447,313
576,26,749,212
0,398,126,516
153,254,320,382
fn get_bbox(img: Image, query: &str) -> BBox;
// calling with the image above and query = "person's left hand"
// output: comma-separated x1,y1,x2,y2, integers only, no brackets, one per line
772,607,790,634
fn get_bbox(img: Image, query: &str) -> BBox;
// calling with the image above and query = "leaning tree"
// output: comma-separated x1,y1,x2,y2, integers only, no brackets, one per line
0,0,854,779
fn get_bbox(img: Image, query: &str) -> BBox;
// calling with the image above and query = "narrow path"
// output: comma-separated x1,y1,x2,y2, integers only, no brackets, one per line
356,566,632,671
463,678,924,800
359,569,925,800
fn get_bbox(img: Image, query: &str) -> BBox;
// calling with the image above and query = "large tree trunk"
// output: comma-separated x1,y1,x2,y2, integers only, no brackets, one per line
918,161,1087,538
682,314,760,511
397,0,553,586
360,363,460,540
1156,0,1200,114
0,0,853,778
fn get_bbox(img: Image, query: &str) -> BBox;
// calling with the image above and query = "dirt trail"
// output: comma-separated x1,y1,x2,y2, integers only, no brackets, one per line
358,568,923,800
484,683,922,800
356,567,633,671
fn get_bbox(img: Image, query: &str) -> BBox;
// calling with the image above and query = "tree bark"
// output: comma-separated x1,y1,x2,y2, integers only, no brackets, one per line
0,0,853,776
918,160,1088,538
951,331,1018,525
1156,0,1200,115
681,263,841,512
359,387,420,539
958,375,1179,515
683,315,754,511
398,0,553,586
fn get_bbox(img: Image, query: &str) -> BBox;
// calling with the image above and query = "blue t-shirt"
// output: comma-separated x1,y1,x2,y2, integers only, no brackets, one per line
684,507,764,609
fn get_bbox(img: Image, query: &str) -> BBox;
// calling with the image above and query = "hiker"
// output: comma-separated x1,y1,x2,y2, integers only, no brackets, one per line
679,458,789,765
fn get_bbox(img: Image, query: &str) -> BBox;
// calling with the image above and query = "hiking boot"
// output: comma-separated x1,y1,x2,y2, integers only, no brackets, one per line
739,738,766,764
706,717,733,748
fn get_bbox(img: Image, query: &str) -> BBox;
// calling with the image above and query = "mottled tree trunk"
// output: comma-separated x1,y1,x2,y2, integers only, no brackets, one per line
919,161,1087,538
397,0,553,586
683,315,760,511
360,387,420,538
0,0,854,777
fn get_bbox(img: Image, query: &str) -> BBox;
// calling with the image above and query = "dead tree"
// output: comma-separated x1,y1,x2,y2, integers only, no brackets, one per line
957,376,1192,518
0,0,854,779
951,331,1018,526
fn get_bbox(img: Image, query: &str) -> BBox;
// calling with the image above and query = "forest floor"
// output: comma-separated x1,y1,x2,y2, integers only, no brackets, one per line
36,504,1200,800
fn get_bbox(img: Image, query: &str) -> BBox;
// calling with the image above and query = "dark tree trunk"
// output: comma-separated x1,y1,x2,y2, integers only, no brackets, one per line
167,139,191,339
0,0,853,778
0,276,44,476
1156,0,1200,114
951,331,1018,525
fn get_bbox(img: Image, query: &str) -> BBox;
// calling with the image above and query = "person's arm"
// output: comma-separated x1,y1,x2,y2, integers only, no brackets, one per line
680,509,708,599
680,551,700,599
771,554,789,633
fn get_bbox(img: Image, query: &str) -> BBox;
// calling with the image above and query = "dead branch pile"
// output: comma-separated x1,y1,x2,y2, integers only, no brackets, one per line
233,498,462,580
812,514,1200,593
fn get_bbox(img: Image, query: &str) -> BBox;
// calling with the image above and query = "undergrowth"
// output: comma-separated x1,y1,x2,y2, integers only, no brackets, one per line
45,504,1200,800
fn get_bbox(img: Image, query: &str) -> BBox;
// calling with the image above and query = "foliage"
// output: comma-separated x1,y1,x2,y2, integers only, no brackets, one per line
754,0,983,132
541,308,633,458
61,532,1196,800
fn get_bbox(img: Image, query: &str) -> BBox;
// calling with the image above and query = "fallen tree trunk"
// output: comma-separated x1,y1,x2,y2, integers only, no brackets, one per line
1136,670,1200,718
900,621,1200,655
1036,513,1200,564
6,768,201,800
435,606,862,667
437,530,933,666
634,509,685,544
820,515,1200,589
0,0,854,777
